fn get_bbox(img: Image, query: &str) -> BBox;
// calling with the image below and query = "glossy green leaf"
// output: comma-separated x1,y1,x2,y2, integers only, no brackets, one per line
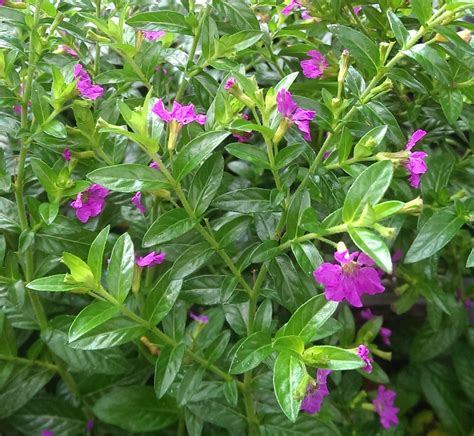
387,11,409,47
27,274,86,292
303,346,365,370
87,164,170,193
223,379,239,406
213,188,274,213
291,241,323,275
87,225,110,283
229,331,273,374
273,351,306,423
106,233,134,303
173,131,230,181
405,208,465,263
226,143,270,168
143,208,196,247
154,343,186,399
144,272,183,324
170,242,214,280
348,227,392,273
412,0,432,24
127,11,193,35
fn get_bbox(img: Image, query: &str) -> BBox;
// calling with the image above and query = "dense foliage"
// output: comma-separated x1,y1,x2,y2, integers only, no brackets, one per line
0,0,473,434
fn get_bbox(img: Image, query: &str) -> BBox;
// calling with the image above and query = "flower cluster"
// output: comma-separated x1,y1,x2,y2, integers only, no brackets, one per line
73,64,104,100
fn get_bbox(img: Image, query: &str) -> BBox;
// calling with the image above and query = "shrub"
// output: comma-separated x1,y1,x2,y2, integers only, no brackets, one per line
0,0,473,434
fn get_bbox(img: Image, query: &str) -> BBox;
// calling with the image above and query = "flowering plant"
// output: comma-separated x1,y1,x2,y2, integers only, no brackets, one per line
0,0,473,434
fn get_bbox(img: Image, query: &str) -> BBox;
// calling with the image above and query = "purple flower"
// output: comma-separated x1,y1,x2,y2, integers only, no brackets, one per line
232,113,252,143
86,419,94,431
357,344,373,373
276,89,315,141
465,299,473,310
155,65,168,75
190,312,209,324
353,6,362,14
361,308,375,320
149,161,160,170
380,327,392,346
373,385,399,429
131,192,146,214
0,0,5,6
152,99,207,126
282,0,302,15
73,64,104,100
301,10,313,20
224,77,236,91
404,129,428,188
301,50,329,79
41,431,54,436
61,45,79,57
313,248,385,307
142,30,166,41
70,184,109,223
300,369,331,414
136,251,166,268
63,148,72,161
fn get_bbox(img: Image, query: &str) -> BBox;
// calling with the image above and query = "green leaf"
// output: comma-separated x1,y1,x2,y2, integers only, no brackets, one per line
202,16,218,60
93,386,178,432
189,153,224,217
144,272,183,324
412,0,432,24
62,252,95,286
173,131,230,181
218,30,263,56
27,274,86,292
0,149,11,191
254,299,273,332
170,242,214,279
353,125,387,159
286,191,310,239
329,25,379,75
348,227,392,273
87,225,109,284
30,158,58,198
143,208,196,247
31,82,51,125
276,295,338,343
272,335,305,355
87,164,170,193
177,365,205,406
223,379,239,406
68,317,145,350
356,316,383,343
216,215,252,248
106,233,134,303
229,331,273,374
43,120,67,139
405,208,465,263
373,200,404,220
154,343,186,399
466,249,474,268
273,351,306,423
291,241,323,275
38,202,59,225
387,11,409,47
68,301,120,342
126,11,193,35
439,88,463,124
226,143,270,168
213,188,274,213
303,346,365,370
403,44,450,85
342,160,393,223
251,240,281,263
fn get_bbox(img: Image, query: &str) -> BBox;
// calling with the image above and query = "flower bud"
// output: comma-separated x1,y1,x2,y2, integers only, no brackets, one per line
365,79,393,102
397,197,423,215
379,42,391,63
86,30,111,43
272,118,290,146
373,223,396,239
338,49,350,85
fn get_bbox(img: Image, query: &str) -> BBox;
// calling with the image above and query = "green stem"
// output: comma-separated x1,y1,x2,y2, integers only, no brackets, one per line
94,0,101,76
0,353,58,371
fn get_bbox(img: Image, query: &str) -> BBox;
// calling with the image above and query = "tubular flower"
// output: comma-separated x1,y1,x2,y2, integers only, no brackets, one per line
136,251,166,268
131,192,146,214
313,246,385,307
63,148,72,161
152,99,207,150
405,129,428,188
373,385,399,429
301,50,329,79
190,312,209,324
380,327,392,346
70,184,109,223
224,77,237,91
142,30,165,41
357,344,373,373
73,64,104,100
61,45,79,57
300,369,331,414
275,89,315,141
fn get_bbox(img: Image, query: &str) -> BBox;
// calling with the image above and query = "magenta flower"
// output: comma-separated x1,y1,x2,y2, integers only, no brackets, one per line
276,89,316,141
86,419,94,431
373,385,399,429
357,345,373,373
301,50,329,79
313,248,385,307
63,148,72,161
224,77,237,91
282,0,301,15
380,327,392,346
155,65,168,75
152,99,207,126
0,0,5,6
301,10,312,20
353,6,362,14
61,45,79,57
70,184,109,223
232,113,252,143
465,299,473,310
361,308,375,320
131,192,145,214
404,129,428,188
41,431,54,436
73,64,104,100
142,30,166,41
189,312,209,324
300,369,331,414
136,251,166,268
149,161,160,170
